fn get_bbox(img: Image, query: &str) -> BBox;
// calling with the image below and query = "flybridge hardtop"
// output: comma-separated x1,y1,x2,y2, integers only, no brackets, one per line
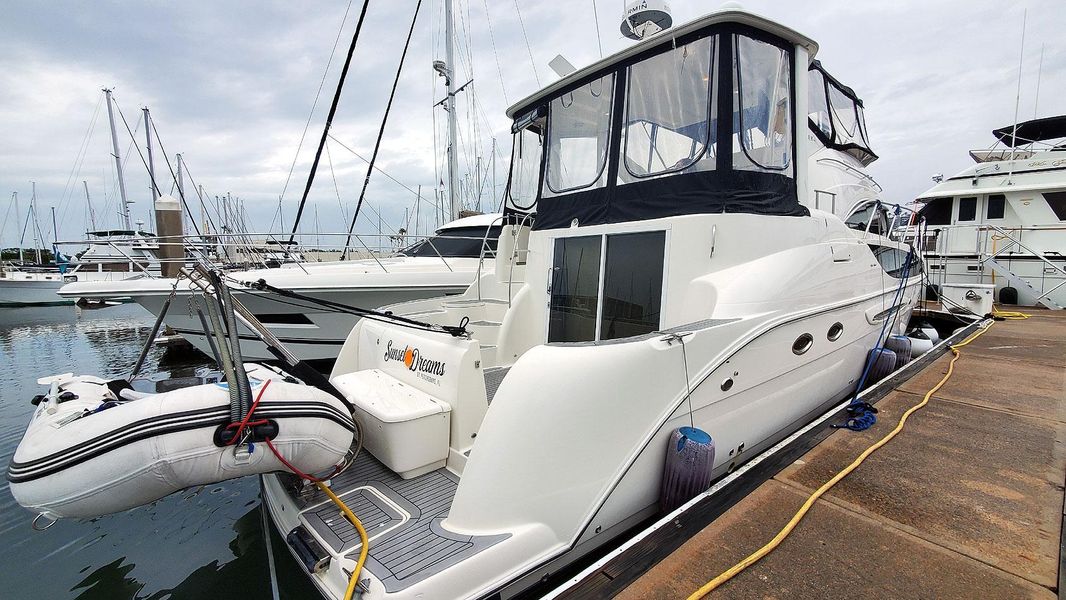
502,7,824,230
504,8,818,118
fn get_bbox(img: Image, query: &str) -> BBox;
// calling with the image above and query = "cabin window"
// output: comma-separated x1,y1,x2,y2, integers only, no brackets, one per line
600,231,666,340
544,73,615,196
986,194,1006,219
506,124,544,211
844,200,887,235
548,236,602,342
401,226,501,258
548,231,666,343
1044,191,1066,220
958,197,977,222
621,35,717,181
918,198,952,225
733,35,793,174
869,245,918,279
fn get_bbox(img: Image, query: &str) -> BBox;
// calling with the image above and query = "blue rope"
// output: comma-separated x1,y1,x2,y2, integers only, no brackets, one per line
835,225,915,432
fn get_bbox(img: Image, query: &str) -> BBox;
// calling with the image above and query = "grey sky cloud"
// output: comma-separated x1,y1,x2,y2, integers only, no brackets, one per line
1,0,1063,248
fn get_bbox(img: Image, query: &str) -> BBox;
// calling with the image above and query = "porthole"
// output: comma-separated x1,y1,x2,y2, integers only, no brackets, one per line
721,378,734,392
827,322,844,342
792,333,814,355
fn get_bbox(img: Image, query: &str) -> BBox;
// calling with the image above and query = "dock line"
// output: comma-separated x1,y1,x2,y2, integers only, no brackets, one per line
687,314,1021,598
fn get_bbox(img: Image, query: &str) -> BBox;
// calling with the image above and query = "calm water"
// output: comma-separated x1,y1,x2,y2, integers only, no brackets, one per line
0,304,320,599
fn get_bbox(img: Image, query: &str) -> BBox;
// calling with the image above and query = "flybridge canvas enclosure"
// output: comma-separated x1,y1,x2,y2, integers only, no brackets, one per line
807,60,877,166
503,23,809,230
993,115,1066,147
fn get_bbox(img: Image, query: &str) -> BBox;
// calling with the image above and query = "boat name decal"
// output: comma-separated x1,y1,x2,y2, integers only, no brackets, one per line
384,340,447,378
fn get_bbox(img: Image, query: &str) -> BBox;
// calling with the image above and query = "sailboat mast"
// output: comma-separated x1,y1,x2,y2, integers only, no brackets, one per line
103,88,132,230
83,180,97,231
143,108,159,219
445,0,460,222
14,191,23,263
31,183,41,264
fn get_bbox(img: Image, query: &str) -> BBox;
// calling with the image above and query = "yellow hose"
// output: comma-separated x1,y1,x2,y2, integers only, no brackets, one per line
688,320,1001,599
315,481,369,600
991,303,1030,320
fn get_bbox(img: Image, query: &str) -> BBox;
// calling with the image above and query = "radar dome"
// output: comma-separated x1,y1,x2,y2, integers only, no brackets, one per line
620,0,672,40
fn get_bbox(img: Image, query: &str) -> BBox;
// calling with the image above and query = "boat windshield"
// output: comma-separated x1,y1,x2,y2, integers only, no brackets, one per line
808,62,876,165
504,25,807,229
400,226,502,258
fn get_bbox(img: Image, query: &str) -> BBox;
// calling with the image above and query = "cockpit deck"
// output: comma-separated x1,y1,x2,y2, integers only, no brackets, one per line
280,451,508,592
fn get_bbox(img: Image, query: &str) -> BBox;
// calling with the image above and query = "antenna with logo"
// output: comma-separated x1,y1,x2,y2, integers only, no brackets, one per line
620,0,673,41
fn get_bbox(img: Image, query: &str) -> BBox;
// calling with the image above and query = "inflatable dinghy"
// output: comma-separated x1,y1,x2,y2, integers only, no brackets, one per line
8,364,355,521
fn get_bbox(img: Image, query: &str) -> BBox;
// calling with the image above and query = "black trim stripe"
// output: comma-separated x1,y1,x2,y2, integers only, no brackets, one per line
8,401,354,483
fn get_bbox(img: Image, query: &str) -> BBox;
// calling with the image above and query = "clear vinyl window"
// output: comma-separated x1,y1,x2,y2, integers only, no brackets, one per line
544,73,615,196
621,35,717,182
733,35,793,174
807,68,831,139
506,124,544,211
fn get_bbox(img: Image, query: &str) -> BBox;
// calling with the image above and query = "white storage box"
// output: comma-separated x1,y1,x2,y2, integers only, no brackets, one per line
942,283,995,316
332,369,451,479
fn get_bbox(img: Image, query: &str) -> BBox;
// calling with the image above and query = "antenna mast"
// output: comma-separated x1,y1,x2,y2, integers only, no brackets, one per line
103,88,133,230
445,0,460,221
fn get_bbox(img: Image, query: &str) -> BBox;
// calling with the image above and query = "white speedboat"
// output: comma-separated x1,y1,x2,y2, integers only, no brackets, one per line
261,7,922,599
912,115,1066,309
59,214,502,362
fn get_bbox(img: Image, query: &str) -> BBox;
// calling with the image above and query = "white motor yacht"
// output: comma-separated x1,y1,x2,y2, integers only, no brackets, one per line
0,229,166,306
261,7,922,599
59,214,502,362
911,115,1066,309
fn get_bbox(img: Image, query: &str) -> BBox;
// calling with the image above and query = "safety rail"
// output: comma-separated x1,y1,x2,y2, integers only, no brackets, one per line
48,230,502,278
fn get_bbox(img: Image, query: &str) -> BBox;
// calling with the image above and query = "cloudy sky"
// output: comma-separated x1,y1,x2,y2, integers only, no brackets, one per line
1,0,1063,249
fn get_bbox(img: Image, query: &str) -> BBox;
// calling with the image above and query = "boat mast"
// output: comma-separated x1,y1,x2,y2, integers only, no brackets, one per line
31,182,41,264
444,0,460,221
103,88,132,230
83,180,97,231
14,191,23,263
143,108,159,220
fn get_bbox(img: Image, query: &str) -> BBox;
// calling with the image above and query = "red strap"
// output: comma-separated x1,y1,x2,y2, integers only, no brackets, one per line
226,378,272,445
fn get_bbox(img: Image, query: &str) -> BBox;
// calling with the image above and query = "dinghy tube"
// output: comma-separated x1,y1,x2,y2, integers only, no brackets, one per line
7,367,355,520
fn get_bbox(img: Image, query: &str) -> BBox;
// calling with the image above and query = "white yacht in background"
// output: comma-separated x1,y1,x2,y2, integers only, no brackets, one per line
261,6,922,599
912,115,1066,309
0,229,165,306
59,214,502,362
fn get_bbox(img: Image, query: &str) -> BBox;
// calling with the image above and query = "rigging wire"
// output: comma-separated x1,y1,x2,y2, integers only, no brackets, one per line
591,0,604,58
279,0,357,205
323,141,350,226
56,94,104,235
287,0,373,244
480,0,509,104
148,115,208,237
342,0,425,257
513,0,541,85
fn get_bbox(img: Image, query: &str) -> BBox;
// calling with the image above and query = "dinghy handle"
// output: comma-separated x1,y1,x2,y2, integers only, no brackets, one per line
31,512,58,531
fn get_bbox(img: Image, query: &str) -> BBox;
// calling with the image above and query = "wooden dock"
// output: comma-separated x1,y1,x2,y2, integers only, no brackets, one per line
556,311,1066,599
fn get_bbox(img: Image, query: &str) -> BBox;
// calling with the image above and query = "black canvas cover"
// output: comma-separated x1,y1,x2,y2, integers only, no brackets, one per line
532,170,806,230
993,115,1066,147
